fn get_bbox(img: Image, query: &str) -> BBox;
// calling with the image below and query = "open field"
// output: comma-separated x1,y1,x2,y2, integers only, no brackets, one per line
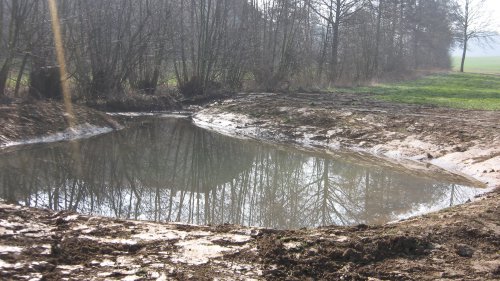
339,73,500,110
452,56,500,74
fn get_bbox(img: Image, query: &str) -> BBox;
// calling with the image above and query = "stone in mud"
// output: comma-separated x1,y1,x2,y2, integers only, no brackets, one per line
342,248,362,261
455,244,474,257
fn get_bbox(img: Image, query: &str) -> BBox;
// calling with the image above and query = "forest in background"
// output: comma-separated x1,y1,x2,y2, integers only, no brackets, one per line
0,0,457,100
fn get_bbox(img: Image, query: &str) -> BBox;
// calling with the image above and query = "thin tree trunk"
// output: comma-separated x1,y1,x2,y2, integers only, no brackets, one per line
330,20,339,81
373,0,383,76
460,1,469,73
0,68,8,98
460,40,467,72
317,25,330,80
0,1,3,45
330,0,342,82
14,53,29,96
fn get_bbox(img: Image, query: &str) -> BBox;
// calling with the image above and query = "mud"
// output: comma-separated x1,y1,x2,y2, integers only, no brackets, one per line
85,94,181,112
0,100,121,149
193,92,500,187
1,93,499,280
0,188,498,280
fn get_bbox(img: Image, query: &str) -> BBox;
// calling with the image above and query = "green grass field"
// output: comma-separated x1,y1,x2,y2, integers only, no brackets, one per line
452,56,500,74
337,73,500,110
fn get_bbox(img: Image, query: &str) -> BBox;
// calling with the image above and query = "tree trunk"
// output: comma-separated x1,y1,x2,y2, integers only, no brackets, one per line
14,53,29,96
330,21,340,81
460,39,467,72
460,1,469,73
330,0,342,82
372,0,383,76
0,67,8,99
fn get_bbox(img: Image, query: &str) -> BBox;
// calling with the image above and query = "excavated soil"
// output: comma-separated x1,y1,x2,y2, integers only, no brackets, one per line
0,100,121,148
0,93,499,280
85,94,181,112
0,189,498,280
193,92,500,187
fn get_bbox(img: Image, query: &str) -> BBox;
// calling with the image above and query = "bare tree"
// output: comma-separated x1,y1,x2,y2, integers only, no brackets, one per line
0,0,463,99
453,0,498,72
0,0,35,98
308,0,364,81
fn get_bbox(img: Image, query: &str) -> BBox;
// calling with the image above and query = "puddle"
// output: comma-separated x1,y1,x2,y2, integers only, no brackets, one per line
0,118,488,229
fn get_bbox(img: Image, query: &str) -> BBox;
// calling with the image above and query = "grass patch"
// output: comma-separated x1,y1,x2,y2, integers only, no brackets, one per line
336,73,500,110
452,56,500,74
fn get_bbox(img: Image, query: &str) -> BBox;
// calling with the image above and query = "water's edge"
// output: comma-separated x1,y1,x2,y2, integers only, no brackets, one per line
192,110,494,190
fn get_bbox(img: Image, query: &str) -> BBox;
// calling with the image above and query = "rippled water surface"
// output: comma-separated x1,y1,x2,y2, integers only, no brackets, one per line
0,118,486,229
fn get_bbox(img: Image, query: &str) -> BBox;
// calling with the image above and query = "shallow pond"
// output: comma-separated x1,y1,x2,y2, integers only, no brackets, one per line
0,117,487,229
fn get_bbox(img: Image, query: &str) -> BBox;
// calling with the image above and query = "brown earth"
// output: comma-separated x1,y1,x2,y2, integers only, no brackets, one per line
0,100,121,148
0,93,499,280
193,92,500,187
85,94,181,112
0,189,498,280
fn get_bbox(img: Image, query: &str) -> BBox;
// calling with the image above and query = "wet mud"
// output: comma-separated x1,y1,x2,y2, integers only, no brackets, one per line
0,188,498,280
193,92,500,187
0,101,121,149
0,93,499,280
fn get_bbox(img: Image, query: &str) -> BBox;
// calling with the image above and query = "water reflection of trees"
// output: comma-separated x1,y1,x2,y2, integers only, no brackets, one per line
0,118,482,228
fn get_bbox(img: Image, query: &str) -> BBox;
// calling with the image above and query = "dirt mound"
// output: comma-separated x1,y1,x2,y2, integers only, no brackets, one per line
194,92,500,187
0,100,121,148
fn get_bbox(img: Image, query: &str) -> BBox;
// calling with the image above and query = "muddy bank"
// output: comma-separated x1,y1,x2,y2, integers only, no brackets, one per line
0,101,121,149
193,92,500,187
85,94,181,113
0,188,498,280
1,92,499,280
82,89,230,113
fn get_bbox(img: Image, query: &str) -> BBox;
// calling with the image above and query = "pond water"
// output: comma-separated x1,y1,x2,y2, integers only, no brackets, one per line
0,117,487,229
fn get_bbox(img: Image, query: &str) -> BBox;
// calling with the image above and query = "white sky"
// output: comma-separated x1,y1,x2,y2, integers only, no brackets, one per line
486,1,500,32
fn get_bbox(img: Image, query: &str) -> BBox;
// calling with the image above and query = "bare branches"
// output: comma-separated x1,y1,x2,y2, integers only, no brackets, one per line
453,0,498,72
0,0,465,99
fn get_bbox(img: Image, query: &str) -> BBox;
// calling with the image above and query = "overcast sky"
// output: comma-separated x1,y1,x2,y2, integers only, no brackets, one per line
488,1,500,32
453,0,500,57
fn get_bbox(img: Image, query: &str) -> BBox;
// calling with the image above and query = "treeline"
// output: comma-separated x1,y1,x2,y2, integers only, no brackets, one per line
0,0,455,99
